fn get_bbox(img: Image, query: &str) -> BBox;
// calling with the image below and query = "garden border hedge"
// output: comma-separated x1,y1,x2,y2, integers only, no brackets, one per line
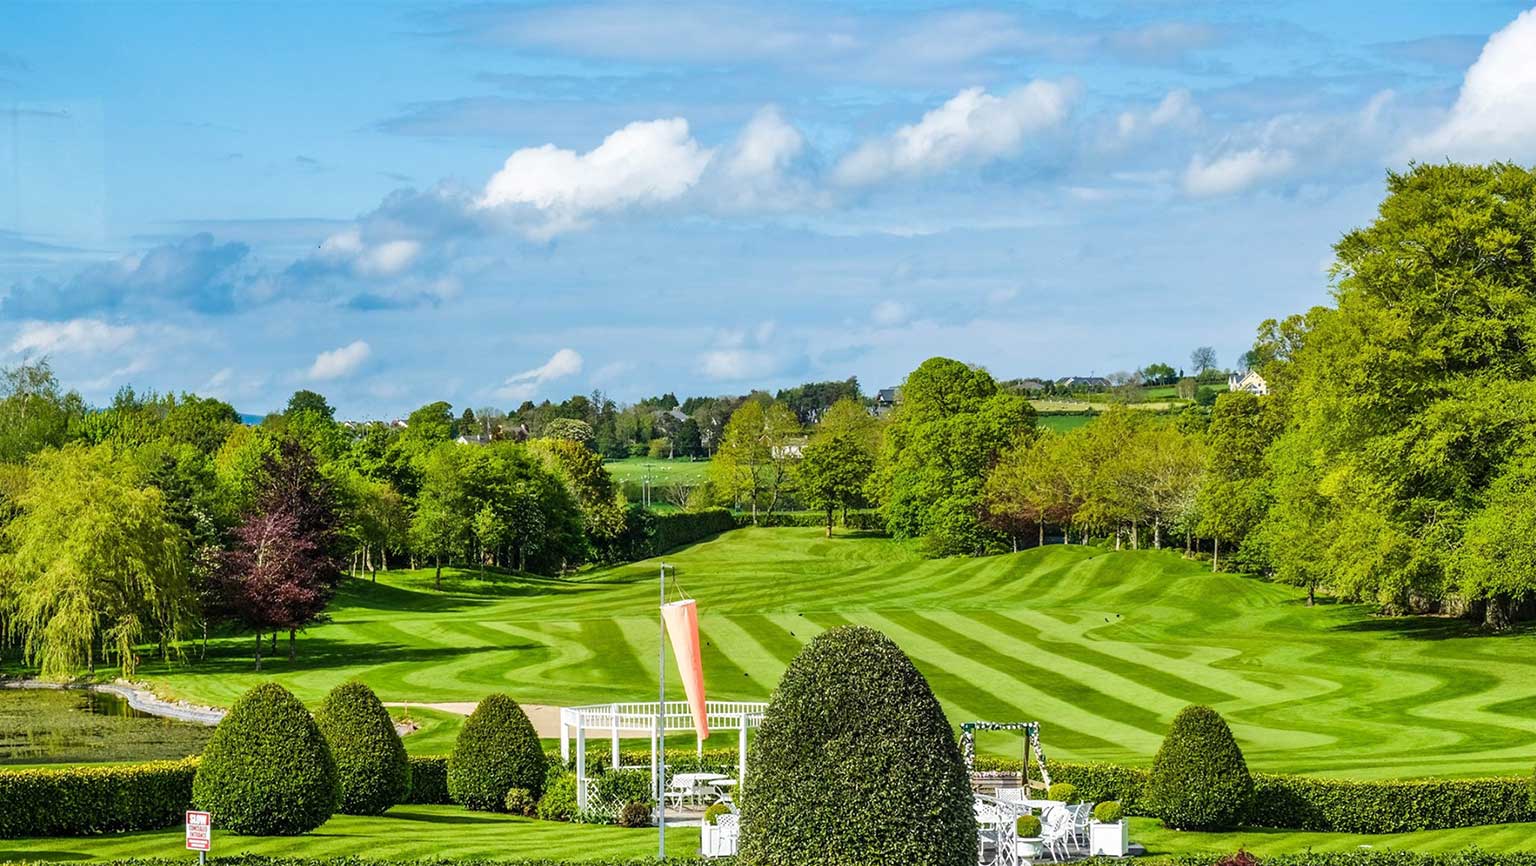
0,758,197,838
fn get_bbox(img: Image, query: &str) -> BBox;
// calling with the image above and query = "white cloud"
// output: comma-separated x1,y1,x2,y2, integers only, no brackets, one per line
479,118,713,238
1182,147,1295,197
1403,7,1536,162
871,300,910,327
9,319,137,356
834,81,1078,185
316,230,423,278
495,348,584,401
698,320,795,381
724,106,805,181
1116,89,1200,139
308,340,372,380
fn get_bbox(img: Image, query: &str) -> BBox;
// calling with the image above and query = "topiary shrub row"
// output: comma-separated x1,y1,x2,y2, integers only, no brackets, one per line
739,625,975,866
403,756,451,804
1147,705,1253,830
0,758,197,838
732,510,883,530
651,508,736,554
448,693,548,812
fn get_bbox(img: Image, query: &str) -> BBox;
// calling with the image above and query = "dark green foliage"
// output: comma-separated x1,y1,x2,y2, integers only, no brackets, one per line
448,694,547,811
504,788,536,816
1148,705,1253,830
537,768,579,821
593,769,653,809
54,857,728,866
1015,814,1041,837
732,510,883,530
314,681,410,815
618,801,653,828
652,508,736,553
0,758,196,838
1094,801,1123,823
403,756,450,804
739,625,975,866
192,682,339,835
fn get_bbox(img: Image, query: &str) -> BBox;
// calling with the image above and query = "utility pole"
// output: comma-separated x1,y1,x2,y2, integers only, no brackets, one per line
657,562,667,859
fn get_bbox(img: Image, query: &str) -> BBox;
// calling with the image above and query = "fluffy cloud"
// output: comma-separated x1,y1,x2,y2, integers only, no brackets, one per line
1403,8,1536,162
8,319,137,356
834,81,1077,185
3,233,253,319
478,119,713,238
308,340,372,380
495,348,584,401
699,321,797,381
317,230,422,277
1182,147,1295,197
710,106,819,210
1116,89,1201,139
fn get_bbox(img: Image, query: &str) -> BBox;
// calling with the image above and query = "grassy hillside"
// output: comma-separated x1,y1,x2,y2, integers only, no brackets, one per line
602,457,711,484
140,528,1536,779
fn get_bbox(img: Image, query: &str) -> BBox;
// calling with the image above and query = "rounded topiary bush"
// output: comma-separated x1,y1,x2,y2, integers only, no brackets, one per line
192,682,339,835
1047,782,1078,803
447,693,547,811
1094,801,1123,823
704,802,731,825
1147,705,1253,830
313,681,410,815
739,625,975,866
618,801,653,828
1016,814,1042,838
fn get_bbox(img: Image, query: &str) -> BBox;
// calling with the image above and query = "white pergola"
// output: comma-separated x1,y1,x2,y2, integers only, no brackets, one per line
559,700,767,811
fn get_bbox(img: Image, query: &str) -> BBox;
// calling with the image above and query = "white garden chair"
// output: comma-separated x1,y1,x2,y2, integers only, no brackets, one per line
1038,806,1074,862
1068,801,1094,850
715,813,740,854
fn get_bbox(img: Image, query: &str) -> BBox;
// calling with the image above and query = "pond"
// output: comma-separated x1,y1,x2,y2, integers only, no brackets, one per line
0,688,212,766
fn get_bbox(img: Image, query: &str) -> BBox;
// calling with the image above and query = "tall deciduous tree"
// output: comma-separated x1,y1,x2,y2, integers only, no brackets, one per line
797,398,877,536
709,401,801,523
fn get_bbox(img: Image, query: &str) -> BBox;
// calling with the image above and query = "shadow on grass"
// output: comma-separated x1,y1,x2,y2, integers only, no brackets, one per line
337,571,601,612
1329,613,1536,640
143,636,545,677
386,810,517,825
0,852,90,862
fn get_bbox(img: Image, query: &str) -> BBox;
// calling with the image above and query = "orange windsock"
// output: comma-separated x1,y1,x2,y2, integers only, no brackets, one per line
662,599,709,741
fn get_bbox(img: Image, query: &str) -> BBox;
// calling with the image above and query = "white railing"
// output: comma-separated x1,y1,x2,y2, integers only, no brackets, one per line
562,700,767,733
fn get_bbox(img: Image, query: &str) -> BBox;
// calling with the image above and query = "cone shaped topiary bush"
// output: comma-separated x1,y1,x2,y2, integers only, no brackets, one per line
448,693,547,811
314,681,410,815
739,625,975,866
1147,704,1253,830
192,682,339,835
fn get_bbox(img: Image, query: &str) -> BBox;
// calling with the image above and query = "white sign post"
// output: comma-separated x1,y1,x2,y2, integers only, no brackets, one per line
185,810,211,865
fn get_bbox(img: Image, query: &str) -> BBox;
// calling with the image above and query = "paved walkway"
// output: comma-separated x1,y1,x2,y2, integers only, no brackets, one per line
383,701,603,739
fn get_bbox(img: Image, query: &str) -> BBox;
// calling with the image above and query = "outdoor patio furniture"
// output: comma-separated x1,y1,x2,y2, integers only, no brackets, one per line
974,795,1025,866
1067,802,1094,850
1039,806,1075,862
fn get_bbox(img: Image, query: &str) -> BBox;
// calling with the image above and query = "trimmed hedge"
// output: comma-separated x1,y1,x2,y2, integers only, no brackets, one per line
740,625,975,866
192,682,339,835
448,693,548,811
1148,705,1253,830
652,508,736,553
314,681,411,815
404,755,450,804
42,855,1536,866
55,859,727,866
732,509,883,531
0,758,196,838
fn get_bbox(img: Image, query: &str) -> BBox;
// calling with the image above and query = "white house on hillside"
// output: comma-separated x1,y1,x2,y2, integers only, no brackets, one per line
1229,370,1268,395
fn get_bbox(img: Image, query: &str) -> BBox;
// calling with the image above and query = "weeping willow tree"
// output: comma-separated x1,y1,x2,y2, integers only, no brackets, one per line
0,443,194,679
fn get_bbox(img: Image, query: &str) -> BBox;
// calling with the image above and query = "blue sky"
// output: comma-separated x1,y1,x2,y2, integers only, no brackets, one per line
3,1,1536,417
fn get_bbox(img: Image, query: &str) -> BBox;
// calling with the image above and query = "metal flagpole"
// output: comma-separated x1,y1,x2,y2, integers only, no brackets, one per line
657,562,667,859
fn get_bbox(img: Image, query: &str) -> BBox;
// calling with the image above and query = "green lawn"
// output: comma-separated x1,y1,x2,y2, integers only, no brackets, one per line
1037,414,1096,433
1,809,1533,863
602,457,712,485
129,528,1536,779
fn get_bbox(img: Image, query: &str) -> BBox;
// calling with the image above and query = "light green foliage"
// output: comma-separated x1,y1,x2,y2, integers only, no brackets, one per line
1093,801,1123,823
1147,705,1252,830
1047,782,1078,803
531,438,627,548
536,768,579,821
1450,454,1536,628
703,802,731,825
1197,391,1280,570
796,398,877,535
877,357,1035,555
192,682,338,835
740,626,975,866
543,418,594,443
314,681,411,815
448,694,547,811
0,360,84,463
1015,813,1042,837
406,401,457,443
0,443,194,678
708,400,801,522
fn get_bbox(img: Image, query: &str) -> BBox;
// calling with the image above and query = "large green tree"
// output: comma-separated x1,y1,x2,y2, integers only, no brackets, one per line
796,398,877,536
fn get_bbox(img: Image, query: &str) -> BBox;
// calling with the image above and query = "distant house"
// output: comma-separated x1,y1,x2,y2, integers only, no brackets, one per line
1014,378,1047,392
1057,376,1111,391
454,433,489,446
1228,370,1269,396
772,439,806,459
872,387,899,417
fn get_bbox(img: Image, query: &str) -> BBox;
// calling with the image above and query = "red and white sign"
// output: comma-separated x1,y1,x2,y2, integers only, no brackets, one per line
185,811,212,851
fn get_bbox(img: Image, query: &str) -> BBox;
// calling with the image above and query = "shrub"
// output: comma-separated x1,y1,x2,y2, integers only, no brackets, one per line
448,694,547,811
1247,772,1536,833
651,508,735,554
0,758,196,838
1093,801,1124,823
1047,782,1078,803
537,768,579,821
739,625,975,866
1015,814,1042,838
313,681,410,815
594,769,653,809
192,682,339,835
403,756,449,804
618,801,654,828
704,802,731,825
504,788,536,817
1147,705,1253,830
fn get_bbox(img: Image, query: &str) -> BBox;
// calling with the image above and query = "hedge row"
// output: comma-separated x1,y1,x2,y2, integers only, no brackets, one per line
974,758,1536,833
70,859,726,866
732,509,885,530
651,508,736,554
0,758,197,838
402,756,450,804
1162,855,1536,866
